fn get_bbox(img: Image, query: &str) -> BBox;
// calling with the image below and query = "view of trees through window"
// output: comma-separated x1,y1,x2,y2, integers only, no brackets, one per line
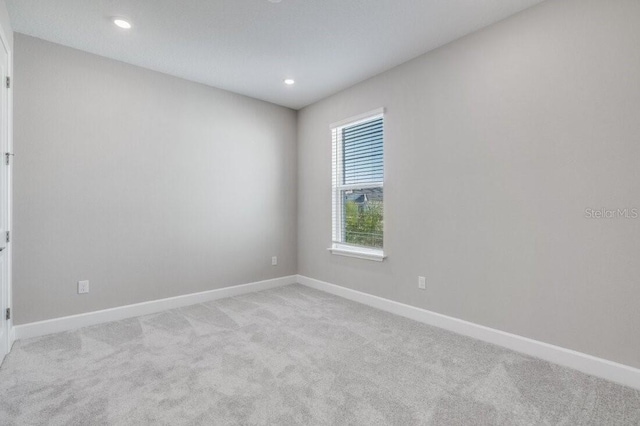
343,188,383,248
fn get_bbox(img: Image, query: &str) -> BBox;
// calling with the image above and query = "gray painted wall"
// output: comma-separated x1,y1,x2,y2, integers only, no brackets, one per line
13,34,297,324
298,0,640,368
0,0,12,48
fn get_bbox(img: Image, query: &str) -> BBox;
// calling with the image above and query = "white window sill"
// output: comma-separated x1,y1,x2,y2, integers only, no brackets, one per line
328,245,386,262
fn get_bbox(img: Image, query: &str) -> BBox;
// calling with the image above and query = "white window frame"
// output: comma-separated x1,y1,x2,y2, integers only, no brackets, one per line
328,108,386,262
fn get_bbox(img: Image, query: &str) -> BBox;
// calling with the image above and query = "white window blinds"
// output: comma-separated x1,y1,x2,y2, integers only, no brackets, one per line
343,117,384,185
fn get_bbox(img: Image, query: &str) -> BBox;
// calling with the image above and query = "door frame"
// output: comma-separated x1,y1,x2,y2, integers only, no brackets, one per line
0,21,13,358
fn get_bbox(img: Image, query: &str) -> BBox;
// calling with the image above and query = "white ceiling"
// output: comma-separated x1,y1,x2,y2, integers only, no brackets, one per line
7,0,544,109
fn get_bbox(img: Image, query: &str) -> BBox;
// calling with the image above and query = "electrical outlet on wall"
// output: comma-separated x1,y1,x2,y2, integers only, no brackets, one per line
418,276,426,290
272,256,278,266
78,280,90,294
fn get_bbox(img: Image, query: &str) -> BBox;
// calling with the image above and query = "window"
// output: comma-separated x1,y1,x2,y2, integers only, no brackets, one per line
330,109,385,261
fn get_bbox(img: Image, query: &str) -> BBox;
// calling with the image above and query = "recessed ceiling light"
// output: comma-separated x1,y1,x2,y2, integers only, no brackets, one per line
268,0,282,3
284,79,295,85
113,18,132,29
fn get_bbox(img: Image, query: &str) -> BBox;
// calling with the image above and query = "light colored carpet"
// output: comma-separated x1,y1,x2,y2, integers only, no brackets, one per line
0,284,638,425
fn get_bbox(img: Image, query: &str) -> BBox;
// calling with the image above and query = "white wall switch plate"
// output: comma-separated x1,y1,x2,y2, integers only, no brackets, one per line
272,256,278,266
418,276,426,290
78,280,90,294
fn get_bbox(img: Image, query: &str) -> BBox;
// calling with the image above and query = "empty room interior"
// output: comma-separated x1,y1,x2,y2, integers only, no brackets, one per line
0,0,639,424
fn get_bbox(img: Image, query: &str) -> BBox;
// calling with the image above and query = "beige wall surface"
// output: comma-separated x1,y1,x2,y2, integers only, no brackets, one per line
13,34,297,324
297,0,640,368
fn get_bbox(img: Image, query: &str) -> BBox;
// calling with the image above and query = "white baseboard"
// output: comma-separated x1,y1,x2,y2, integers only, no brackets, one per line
297,275,640,390
14,275,297,341
9,324,15,348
